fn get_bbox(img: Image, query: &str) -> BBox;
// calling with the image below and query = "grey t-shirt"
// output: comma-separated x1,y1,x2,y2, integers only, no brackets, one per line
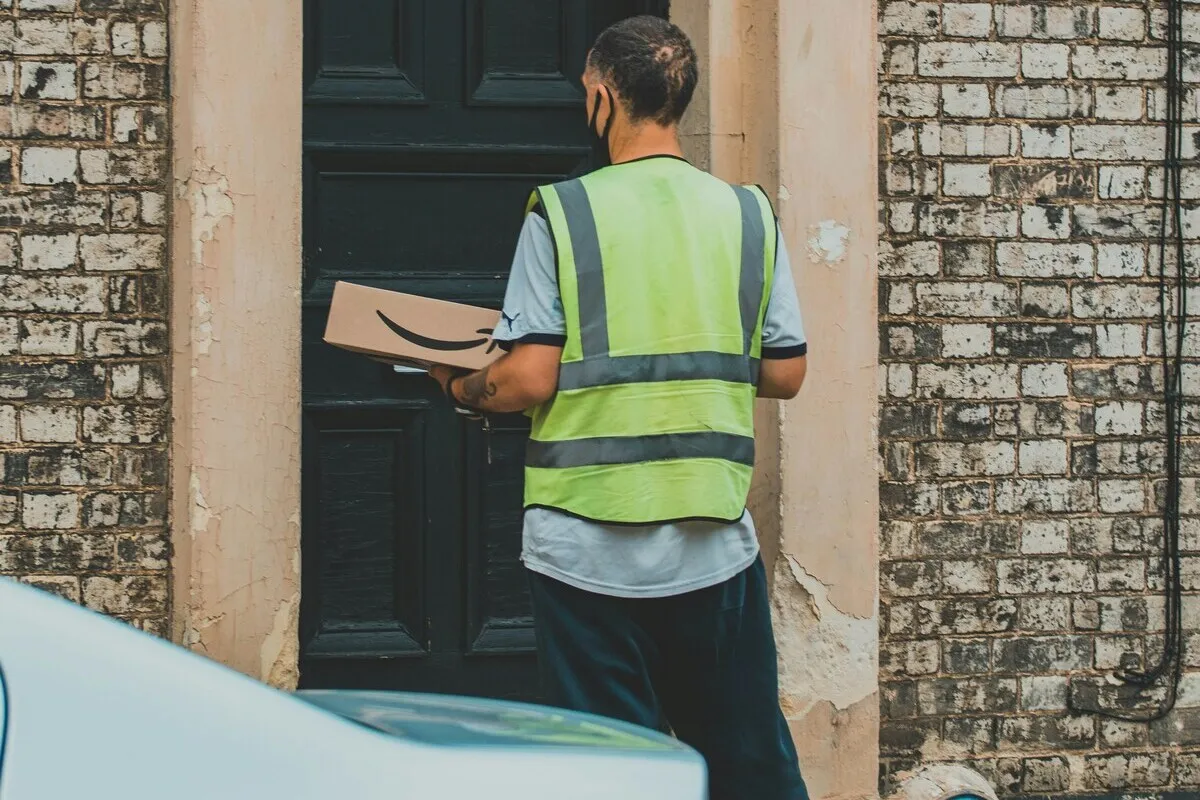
494,210,807,599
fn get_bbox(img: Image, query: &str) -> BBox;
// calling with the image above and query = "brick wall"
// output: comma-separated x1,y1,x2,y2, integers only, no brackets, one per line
879,1,1200,796
0,0,168,632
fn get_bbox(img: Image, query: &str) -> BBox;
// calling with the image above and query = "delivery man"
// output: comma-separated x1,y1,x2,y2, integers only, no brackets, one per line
430,15,809,800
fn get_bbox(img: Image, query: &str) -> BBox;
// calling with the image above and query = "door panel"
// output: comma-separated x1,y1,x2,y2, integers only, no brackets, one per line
301,0,669,700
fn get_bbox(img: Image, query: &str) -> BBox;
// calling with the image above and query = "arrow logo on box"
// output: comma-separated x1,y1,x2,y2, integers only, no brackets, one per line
377,310,498,353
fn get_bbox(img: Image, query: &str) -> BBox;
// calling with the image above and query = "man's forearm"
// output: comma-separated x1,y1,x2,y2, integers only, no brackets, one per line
449,350,555,414
454,364,504,411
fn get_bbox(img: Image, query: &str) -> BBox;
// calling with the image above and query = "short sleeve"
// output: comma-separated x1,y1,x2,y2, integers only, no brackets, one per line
494,213,567,349
761,224,808,359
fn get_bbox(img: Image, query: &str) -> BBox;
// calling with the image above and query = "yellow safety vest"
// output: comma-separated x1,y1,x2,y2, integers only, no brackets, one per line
524,156,775,525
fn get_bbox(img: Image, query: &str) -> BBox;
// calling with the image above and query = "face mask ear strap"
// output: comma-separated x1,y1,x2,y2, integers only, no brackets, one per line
588,90,604,134
600,87,616,139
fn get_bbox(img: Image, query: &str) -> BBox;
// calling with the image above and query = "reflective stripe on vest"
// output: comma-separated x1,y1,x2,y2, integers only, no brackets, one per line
525,158,775,525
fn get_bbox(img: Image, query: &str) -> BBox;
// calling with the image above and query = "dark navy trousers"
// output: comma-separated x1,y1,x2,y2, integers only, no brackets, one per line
528,556,809,800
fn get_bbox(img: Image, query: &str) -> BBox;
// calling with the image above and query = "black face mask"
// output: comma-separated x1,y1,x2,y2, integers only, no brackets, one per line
584,86,615,173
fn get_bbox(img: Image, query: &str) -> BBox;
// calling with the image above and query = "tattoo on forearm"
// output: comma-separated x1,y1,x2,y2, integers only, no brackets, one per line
459,366,498,407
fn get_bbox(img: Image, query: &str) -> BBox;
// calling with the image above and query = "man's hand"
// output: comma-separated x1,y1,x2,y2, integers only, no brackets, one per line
428,364,465,400
428,343,563,414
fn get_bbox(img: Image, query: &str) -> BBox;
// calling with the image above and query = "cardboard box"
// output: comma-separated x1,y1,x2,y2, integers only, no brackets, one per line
323,281,503,371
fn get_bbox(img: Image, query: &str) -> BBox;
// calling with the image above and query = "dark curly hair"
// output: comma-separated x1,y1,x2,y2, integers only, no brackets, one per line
587,15,699,126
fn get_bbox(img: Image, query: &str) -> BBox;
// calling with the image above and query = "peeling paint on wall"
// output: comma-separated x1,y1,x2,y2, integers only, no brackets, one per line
807,219,851,264
176,163,235,269
774,554,878,716
189,469,212,539
261,593,300,689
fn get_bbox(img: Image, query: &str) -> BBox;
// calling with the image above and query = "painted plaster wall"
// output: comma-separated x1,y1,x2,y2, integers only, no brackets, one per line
169,0,302,687
677,3,882,798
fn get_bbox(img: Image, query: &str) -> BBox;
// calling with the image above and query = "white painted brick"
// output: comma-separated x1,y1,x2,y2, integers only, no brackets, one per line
19,0,75,10
22,492,79,530
1073,126,1163,161
14,19,70,55
0,62,12,96
21,405,77,443
0,405,14,442
111,364,140,399
1072,285,1160,319
916,282,1018,317
889,364,915,398
80,234,164,272
1096,87,1145,122
141,191,166,226
141,22,167,58
1021,44,1070,79
1022,676,1070,711
919,42,1019,78
1035,7,1095,39
1021,124,1071,159
996,6,1033,37
942,84,990,118
1073,46,1166,80
1022,521,1070,555
19,61,75,100
1097,244,1146,278
1099,166,1146,199
887,282,915,316
1095,401,1144,436
880,241,939,277
944,162,991,197
942,4,992,38
881,83,940,118
0,318,15,355
997,243,1093,278
112,107,138,144
111,21,138,57
20,234,76,271
1021,206,1071,240
20,146,76,184
1021,364,1069,398
20,319,76,355
1096,324,1144,358
1099,7,1147,40
920,202,1018,237
1019,440,1069,476
997,86,1091,119
882,1,940,35
890,201,917,234
916,364,1019,399
1099,479,1147,514
942,324,992,357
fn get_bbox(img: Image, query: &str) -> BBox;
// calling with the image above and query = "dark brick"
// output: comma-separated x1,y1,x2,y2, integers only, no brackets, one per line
0,362,105,400
880,403,938,438
0,533,114,572
994,324,1093,358
994,635,1093,672
881,680,919,719
999,715,1096,751
880,719,939,757
942,403,992,439
919,677,1018,715
943,638,992,674
994,165,1094,200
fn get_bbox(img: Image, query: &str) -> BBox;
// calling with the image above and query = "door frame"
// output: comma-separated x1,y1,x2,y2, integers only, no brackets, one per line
169,1,880,794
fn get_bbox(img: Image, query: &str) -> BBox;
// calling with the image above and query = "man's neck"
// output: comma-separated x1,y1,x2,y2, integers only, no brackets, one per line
609,123,685,164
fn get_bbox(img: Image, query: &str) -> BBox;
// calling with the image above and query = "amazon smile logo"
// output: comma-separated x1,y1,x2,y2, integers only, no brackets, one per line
377,310,500,354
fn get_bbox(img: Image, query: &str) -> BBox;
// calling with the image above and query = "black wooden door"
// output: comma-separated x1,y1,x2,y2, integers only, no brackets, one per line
300,1,668,699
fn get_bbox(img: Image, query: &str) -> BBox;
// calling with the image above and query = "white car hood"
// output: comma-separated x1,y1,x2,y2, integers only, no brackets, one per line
0,579,705,800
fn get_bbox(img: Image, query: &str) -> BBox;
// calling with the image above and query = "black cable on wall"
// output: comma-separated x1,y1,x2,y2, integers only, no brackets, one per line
1069,0,1189,723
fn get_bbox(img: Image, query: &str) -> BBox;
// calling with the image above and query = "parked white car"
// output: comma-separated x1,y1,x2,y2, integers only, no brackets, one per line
0,578,705,799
